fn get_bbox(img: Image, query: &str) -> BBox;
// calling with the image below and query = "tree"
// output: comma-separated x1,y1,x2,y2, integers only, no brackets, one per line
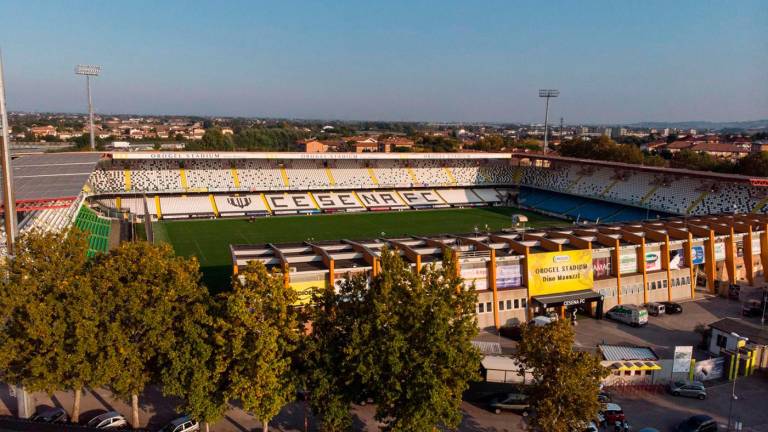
0,228,103,422
515,320,608,432
738,151,768,176
89,241,207,428
302,249,481,431
217,261,299,432
160,294,225,432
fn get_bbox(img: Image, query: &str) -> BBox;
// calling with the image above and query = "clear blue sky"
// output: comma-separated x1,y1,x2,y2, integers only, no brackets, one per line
1,0,766,123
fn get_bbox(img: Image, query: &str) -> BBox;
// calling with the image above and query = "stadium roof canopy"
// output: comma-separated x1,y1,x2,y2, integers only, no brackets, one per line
4,152,103,203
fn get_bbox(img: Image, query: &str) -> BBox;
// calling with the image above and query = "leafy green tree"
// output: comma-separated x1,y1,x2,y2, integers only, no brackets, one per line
738,151,768,176
515,320,608,432
89,242,207,428
160,294,225,432
0,228,102,422
217,261,299,432
303,250,480,431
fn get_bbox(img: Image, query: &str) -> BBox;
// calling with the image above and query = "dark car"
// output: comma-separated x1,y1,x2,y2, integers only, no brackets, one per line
499,324,523,341
742,299,764,317
489,392,530,415
31,407,68,424
675,415,717,432
597,391,612,403
661,301,683,314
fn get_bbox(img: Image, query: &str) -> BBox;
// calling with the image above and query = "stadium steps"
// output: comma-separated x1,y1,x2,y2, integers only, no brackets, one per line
155,196,163,219
443,167,458,186
406,167,419,184
752,196,768,213
73,206,112,257
124,168,132,191
564,175,584,193
280,167,290,187
115,196,122,211
325,167,337,186
230,166,241,188
685,191,709,215
639,184,660,204
367,167,380,185
209,194,220,217
179,167,189,190
599,179,620,197
260,193,272,212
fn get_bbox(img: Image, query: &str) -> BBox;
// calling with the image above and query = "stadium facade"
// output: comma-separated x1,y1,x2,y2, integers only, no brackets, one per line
4,150,768,328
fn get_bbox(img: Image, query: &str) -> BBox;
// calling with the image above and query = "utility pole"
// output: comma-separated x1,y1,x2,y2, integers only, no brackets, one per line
0,49,17,255
559,117,564,145
75,64,101,150
538,89,559,153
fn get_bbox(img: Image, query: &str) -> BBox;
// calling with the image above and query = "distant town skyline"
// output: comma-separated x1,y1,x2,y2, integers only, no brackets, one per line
1,0,766,124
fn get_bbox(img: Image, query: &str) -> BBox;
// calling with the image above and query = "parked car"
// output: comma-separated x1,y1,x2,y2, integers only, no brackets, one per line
499,324,523,341
489,392,530,415
638,428,660,432
597,391,612,403
668,380,707,400
530,315,555,327
600,403,625,424
86,411,128,429
31,407,68,424
644,302,665,316
605,305,648,327
674,414,717,432
159,416,199,432
742,299,764,317
661,301,683,314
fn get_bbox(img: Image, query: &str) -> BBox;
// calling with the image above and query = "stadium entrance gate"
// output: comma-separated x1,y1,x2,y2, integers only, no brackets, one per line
530,289,604,320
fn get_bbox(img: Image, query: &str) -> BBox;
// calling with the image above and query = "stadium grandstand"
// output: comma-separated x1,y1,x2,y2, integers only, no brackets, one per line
3,150,768,328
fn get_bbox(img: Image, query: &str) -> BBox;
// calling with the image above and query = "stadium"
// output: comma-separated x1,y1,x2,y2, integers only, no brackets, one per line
6,150,768,330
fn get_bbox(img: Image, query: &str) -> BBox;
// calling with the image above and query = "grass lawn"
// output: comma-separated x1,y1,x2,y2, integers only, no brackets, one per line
153,207,562,291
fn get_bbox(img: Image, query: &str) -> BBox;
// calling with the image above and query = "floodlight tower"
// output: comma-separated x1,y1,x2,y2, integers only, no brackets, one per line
75,64,101,150
538,89,559,153
0,50,17,254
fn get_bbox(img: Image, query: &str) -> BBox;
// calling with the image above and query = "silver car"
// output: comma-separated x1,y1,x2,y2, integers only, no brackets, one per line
86,411,128,429
668,380,707,400
159,416,200,432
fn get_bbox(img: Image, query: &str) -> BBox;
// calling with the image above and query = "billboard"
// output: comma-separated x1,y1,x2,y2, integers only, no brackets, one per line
593,257,612,278
619,251,638,274
645,251,662,271
461,266,488,291
691,245,706,265
672,346,693,373
669,249,686,270
497,263,523,289
527,250,593,296
694,357,725,381
714,242,726,261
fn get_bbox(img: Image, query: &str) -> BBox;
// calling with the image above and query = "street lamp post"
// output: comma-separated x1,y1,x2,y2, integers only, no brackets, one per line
75,64,101,150
0,49,17,255
727,333,748,431
538,89,559,153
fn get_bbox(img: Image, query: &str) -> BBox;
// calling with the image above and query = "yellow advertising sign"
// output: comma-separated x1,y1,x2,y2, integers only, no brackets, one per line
527,250,594,296
289,279,325,305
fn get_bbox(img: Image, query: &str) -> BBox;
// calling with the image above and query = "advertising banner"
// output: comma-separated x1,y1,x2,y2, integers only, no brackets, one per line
645,251,662,271
593,257,612,278
669,249,686,270
461,267,488,291
672,346,694,373
527,250,593,297
714,242,726,261
691,245,706,265
496,263,522,289
694,357,725,381
619,251,638,274
290,280,325,305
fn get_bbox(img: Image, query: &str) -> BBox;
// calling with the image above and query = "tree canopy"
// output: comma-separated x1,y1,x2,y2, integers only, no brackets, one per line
515,320,608,432
301,249,481,431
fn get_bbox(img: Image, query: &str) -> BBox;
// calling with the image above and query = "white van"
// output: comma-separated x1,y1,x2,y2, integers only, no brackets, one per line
606,304,648,327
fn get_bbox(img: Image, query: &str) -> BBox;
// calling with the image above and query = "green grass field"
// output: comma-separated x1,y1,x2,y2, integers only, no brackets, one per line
153,207,562,290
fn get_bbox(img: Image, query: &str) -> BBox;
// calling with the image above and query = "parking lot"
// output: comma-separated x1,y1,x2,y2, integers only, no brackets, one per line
0,293,765,431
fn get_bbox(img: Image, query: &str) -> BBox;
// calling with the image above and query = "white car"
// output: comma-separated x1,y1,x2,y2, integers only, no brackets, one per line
86,411,128,429
159,416,199,432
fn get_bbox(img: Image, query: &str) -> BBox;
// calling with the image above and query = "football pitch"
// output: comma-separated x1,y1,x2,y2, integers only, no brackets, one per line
152,207,563,290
